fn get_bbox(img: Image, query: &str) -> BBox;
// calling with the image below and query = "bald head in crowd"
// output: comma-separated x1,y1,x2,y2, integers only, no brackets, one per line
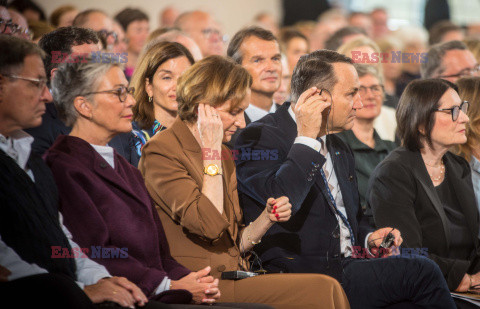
155,29,203,61
73,9,115,50
421,40,479,83
174,10,224,56
159,6,179,27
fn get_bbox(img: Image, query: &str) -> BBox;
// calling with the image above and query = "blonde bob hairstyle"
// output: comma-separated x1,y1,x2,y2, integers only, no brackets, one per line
337,36,384,77
455,76,480,161
177,55,252,123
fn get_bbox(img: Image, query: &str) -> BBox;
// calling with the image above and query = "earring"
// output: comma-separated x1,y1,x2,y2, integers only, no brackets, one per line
148,96,153,102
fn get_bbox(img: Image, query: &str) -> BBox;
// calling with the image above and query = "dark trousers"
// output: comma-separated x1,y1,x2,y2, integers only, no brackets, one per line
95,302,272,309
0,273,271,309
341,255,455,309
0,273,95,308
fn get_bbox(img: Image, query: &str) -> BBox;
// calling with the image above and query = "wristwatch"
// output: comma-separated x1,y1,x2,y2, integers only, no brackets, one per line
204,164,222,176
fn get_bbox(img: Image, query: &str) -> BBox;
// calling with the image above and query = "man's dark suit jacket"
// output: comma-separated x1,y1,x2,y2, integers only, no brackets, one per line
25,102,140,166
367,147,480,290
234,102,372,282
225,103,282,149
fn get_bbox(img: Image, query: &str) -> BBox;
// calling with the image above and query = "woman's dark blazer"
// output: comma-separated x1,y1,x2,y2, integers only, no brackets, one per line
366,147,480,290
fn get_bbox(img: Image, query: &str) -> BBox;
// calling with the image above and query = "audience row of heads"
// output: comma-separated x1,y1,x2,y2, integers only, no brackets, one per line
3,31,478,155
1,1,480,157
3,2,480,105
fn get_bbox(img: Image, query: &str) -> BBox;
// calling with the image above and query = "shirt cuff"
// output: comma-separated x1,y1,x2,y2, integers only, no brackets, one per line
155,277,171,295
364,232,374,255
294,136,321,152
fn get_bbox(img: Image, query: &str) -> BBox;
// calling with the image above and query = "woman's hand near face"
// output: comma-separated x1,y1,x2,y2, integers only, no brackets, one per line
197,104,224,150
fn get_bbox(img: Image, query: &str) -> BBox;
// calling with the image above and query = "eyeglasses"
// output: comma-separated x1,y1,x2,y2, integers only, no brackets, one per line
82,86,135,102
96,30,118,43
359,84,384,96
4,74,48,90
0,18,15,34
438,64,480,79
435,100,469,121
10,24,34,40
201,28,228,42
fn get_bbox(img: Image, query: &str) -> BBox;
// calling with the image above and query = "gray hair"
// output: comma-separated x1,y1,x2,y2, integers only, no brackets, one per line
51,58,122,126
421,40,468,79
227,26,278,64
354,63,384,84
0,35,45,75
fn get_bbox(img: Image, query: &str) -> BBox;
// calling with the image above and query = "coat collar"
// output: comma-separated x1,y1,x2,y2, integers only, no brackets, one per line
49,135,145,206
169,118,241,242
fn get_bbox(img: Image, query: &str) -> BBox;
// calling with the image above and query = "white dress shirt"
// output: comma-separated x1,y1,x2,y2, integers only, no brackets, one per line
245,102,278,123
288,106,371,256
0,130,110,287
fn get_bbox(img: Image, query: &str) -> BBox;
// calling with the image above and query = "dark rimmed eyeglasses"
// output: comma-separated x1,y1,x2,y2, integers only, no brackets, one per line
96,30,118,43
10,23,34,40
82,86,135,103
435,101,469,121
201,28,228,43
438,65,480,79
359,84,384,96
0,18,15,34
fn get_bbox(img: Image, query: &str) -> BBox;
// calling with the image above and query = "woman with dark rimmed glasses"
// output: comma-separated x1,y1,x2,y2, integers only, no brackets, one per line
45,58,237,308
367,79,480,304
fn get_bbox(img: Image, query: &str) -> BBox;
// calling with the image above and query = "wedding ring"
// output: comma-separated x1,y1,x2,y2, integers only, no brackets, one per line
113,290,117,295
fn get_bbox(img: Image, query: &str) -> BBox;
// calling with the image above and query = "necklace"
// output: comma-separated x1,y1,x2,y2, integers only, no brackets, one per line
424,160,442,168
428,161,445,181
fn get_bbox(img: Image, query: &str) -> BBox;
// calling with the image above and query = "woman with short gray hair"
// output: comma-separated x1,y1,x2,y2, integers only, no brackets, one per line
51,60,126,128
45,59,230,308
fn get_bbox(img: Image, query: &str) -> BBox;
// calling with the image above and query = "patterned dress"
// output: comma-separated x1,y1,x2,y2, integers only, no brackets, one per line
131,120,166,157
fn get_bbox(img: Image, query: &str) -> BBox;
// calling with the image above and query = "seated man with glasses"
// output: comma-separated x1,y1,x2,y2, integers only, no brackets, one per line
336,64,396,225
174,10,225,57
421,40,480,83
0,32,151,309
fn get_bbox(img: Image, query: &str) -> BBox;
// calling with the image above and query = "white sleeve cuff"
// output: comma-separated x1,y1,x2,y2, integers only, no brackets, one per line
294,136,321,152
365,232,374,255
154,277,171,295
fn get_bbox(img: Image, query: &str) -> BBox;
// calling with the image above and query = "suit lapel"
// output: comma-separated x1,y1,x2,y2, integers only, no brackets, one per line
91,151,146,205
55,135,144,206
171,118,204,181
171,118,238,242
327,136,357,226
410,151,451,246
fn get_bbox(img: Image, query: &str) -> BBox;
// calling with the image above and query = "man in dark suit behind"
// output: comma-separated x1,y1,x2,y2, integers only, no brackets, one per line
225,27,282,148
235,49,455,308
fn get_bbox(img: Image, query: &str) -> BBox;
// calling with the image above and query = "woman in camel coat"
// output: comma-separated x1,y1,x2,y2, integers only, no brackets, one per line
139,55,349,309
